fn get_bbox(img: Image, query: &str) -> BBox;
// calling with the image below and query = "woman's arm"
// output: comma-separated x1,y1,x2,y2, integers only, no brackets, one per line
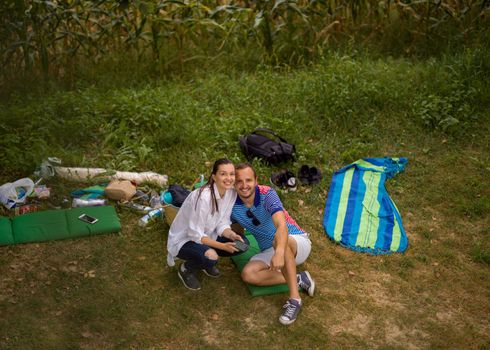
221,228,245,242
201,235,238,253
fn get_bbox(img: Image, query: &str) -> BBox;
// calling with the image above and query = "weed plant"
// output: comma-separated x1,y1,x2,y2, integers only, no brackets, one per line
1,50,488,178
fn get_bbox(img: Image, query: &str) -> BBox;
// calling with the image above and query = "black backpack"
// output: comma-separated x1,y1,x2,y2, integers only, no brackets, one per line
168,184,191,207
239,128,295,165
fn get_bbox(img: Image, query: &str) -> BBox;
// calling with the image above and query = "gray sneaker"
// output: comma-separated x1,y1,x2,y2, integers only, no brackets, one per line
279,298,302,325
297,271,315,297
202,265,220,278
178,263,201,290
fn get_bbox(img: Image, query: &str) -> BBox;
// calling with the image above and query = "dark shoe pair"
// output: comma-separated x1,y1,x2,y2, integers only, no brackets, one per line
298,165,322,185
178,263,220,291
270,170,297,191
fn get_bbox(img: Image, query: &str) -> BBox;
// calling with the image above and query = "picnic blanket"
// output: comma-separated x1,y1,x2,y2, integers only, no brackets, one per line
323,157,408,254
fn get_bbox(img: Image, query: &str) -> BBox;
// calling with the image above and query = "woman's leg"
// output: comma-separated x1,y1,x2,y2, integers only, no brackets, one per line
177,241,218,271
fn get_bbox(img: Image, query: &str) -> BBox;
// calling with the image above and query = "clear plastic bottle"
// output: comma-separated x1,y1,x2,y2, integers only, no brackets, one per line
72,198,107,208
121,202,153,213
193,174,207,190
138,207,164,227
149,191,162,208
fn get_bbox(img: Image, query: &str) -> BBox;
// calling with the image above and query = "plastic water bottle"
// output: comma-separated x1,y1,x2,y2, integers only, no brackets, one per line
149,192,162,208
138,207,164,227
193,174,207,189
121,202,153,213
72,198,107,208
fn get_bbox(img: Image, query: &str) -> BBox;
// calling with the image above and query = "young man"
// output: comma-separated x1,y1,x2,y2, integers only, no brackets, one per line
231,163,315,325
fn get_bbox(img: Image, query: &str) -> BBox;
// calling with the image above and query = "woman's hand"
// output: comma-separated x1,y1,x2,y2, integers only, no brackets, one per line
222,229,244,242
222,242,239,254
230,232,245,242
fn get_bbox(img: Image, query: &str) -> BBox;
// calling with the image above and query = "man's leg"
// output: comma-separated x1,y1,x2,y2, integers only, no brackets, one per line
241,236,298,293
280,236,301,300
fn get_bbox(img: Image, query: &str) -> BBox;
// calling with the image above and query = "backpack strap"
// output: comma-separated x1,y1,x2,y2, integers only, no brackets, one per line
252,128,289,144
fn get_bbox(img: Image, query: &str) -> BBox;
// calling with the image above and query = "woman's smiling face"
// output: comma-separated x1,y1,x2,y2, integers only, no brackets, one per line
212,163,235,192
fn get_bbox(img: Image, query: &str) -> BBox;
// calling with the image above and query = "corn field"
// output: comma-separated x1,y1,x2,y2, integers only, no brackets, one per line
1,0,489,82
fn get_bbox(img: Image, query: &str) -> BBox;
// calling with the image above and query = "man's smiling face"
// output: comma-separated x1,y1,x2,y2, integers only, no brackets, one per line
235,166,257,200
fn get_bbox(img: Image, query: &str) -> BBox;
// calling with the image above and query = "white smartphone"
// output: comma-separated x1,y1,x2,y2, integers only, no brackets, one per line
78,213,98,224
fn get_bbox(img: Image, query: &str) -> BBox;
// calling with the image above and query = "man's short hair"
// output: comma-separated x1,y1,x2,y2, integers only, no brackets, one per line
235,163,257,178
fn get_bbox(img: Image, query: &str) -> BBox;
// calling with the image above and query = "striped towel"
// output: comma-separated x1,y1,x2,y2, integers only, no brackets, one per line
323,157,408,255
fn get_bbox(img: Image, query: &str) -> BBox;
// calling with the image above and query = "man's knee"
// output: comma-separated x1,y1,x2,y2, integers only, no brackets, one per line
241,264,260,284
204,248,218,261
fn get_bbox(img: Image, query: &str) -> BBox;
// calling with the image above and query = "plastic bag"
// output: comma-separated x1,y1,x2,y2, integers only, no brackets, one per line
0,178,35,209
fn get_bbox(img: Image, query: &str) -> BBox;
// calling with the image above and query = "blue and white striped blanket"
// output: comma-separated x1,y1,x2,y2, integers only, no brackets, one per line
323,157,408,254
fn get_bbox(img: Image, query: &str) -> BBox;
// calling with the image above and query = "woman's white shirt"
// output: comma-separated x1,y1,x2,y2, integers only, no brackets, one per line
166,184,237,266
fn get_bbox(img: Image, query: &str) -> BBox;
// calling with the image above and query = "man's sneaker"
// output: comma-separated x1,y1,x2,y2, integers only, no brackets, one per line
279,298,302,325
178,263,201,290
202,265,220,278
297,271,315,297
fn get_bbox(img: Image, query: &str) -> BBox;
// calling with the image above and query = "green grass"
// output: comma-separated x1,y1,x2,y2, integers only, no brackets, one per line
0,52,489,349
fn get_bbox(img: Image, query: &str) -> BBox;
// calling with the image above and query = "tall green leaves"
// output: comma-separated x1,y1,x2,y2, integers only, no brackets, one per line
1,0,488,84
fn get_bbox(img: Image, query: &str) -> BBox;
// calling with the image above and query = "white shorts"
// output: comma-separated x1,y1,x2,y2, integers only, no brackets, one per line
250,234,311,266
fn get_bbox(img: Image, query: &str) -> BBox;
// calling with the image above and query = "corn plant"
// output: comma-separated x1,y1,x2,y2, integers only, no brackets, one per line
0,0,488,87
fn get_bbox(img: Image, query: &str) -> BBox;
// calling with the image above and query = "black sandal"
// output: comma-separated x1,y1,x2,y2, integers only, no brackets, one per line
298,165,310,185
308,167,322,185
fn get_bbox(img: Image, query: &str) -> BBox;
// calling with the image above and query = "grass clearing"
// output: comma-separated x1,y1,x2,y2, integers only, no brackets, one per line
0,53,489,349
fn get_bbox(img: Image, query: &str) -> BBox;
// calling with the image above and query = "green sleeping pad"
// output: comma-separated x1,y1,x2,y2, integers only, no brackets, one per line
1,206,120,246
0,216,14,245
231,233,289,297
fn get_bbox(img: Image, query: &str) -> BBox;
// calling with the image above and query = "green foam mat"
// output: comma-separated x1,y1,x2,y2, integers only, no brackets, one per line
3,206,121,245
66,206,121,237
231,233,289,297
0,217,14,245
12,209,70,244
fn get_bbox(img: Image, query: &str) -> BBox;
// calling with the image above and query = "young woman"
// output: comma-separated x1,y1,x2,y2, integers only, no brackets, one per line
166,158,247,291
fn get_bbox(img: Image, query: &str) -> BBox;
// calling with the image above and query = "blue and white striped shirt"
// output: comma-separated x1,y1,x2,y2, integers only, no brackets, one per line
232,185,306,251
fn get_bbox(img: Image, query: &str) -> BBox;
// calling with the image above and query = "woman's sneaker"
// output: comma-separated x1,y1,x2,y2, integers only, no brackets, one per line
202,265,220,278
279,298,302,325
178,263,201,290
297,271,315,296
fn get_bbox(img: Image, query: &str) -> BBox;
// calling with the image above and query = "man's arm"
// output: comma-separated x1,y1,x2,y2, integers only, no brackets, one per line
270,211,288,271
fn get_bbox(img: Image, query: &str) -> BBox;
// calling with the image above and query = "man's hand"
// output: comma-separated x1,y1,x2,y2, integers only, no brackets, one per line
269,250,285,271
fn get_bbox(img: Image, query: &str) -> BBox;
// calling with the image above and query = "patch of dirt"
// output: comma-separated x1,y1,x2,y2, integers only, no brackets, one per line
384,322,429,350
329,313,372,337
